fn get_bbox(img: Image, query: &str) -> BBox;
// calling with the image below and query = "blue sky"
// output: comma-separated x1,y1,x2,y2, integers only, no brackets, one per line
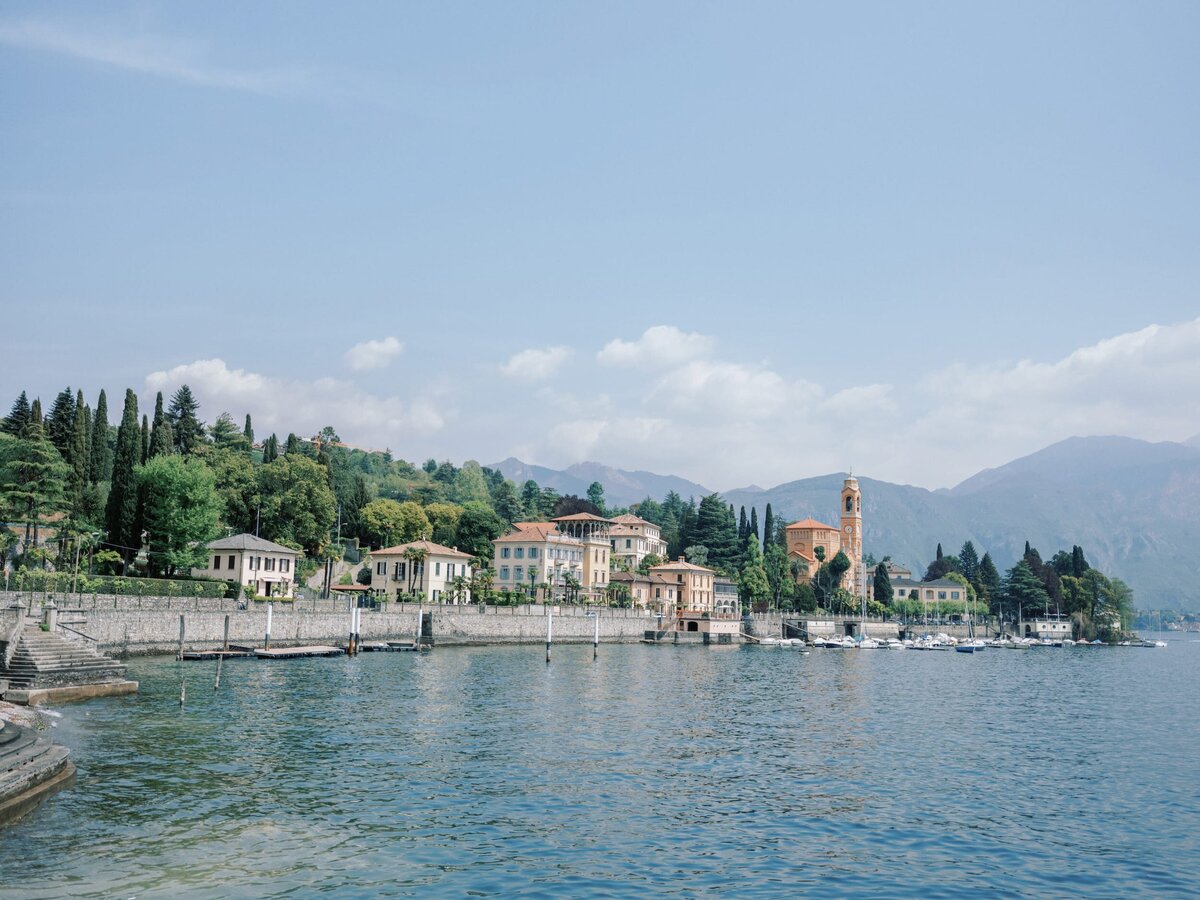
2,2,1198,490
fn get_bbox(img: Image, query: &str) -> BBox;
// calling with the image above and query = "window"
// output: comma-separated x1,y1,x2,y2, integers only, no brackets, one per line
282,559,290,573
434,561,441,576
529,548,538,559
432,590,440,601
213,556,220,569
626,539,632,548
398,562,406,580
265,558,276,571
951,591,960,600
228,555,235,569
514,566,523,583
377,562,387,576
938,591,947,600
500,566,510,581
514,547,524,559
501,547,510,559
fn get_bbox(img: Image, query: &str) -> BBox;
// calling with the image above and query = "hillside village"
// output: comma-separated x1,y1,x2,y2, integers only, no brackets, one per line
1,384,1137,640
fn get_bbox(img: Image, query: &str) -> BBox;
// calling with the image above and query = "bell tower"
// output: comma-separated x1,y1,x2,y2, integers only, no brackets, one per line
840,475,863,595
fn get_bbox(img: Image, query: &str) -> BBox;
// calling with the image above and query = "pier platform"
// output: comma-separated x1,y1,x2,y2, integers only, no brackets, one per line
253,645,345,659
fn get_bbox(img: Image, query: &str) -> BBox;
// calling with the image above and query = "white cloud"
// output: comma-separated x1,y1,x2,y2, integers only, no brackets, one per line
0,17,353,100
500,346,571,381
500,318,1200,491
344,336,403,372
145,359,447,448
597,325,716,369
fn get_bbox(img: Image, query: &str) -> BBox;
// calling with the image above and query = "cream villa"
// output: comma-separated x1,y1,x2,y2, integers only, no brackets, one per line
193,533,299,598
371,540,474,602
609,513,668,570
493,522,585,601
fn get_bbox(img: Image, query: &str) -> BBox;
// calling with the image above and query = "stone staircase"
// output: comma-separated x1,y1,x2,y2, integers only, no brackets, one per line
0,718,75,824
1,627,127,691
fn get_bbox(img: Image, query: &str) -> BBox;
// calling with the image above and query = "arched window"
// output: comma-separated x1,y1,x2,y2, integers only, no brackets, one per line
845,497,853,512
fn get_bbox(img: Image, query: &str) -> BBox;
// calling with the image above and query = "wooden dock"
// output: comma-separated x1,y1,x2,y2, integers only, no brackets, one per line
181,649,254,660
361,641,424,652
253,645,346,659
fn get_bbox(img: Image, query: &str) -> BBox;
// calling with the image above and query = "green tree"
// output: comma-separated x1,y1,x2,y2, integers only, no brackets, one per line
813,549,851,609
256,454,337,554
749,507,759,545
46,387,76,457
873,561,893,605
362,498,430,547
243,414,254,447
1003,559,1051,619
0,430,70,555
587,481,607,516
493,479,523,525
424,502,463,545
737,535,770,611
209,412,247,450
262,433,279,463
140,414,149,465
2,391,32,436
209,446,258,534
979,552,1002,610
958,541,980,584
104,389,141,564
693,493,738,572
452,460,491,505
762,503,775,551
520,479,543,518
453,501,504,559
139,455,222,576
67,389,90,512
89,389,111,484
168,384,205,454
148,391,174,459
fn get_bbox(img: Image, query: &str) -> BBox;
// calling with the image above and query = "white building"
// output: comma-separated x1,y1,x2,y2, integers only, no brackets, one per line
493,522,584,601
609,513,668,570
193,534,299,598
371,540,474,603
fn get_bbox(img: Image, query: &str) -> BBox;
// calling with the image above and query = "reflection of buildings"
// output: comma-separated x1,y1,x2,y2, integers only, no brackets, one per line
784,476,866,598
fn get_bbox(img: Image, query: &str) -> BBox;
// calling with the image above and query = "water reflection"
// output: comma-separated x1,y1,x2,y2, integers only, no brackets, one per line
1,642,1198,898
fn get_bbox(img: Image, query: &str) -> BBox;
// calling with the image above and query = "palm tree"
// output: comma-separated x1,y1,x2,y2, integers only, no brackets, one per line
403,545,429,597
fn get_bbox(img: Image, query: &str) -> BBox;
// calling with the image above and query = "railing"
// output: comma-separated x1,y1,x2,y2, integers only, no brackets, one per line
56,622,100,649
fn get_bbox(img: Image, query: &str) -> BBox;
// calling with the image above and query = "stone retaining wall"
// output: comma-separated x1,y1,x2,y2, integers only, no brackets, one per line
43,601,662,655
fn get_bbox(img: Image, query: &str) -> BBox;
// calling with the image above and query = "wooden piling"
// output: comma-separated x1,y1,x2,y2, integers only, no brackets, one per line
222,614,230,652
177,614,185,660
546,608,553,664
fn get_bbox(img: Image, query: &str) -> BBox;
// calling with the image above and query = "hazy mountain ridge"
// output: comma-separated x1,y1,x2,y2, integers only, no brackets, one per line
496,436,1200,608
488,458,711,508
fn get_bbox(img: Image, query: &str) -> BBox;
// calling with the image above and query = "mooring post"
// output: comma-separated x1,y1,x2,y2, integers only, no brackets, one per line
348,604,357,655
265,601,273,650
177,614,185,660
222,614,230,652
353,606,361,654
546,607,553,664
214,653,223,691
593,610,600,660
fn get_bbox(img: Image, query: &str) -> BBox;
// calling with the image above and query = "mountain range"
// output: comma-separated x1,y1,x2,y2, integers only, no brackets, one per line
495,435,1200,609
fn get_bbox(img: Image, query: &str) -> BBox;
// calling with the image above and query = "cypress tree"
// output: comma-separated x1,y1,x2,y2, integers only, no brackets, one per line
873,561,893,605
140,414,150,465
936,543,943,561
749,506,759,544
28,398,43,433
148,391,174,459
167,384,204,454
104,389,140,564
263,433,279,463
763,503,775,551
68,389,89,507
2,391,32,436
89,390,111,483
738,506,748,542
46,387,76,455
243,414,254,447
1071,545,1088,578
285,433,301,455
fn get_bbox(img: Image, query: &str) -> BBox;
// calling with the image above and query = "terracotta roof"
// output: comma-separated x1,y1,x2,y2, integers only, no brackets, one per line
494,523,567,544
373,539,473,559
650,558,715,574
550,513,615,523
612,514,654,526
786,518,838,531
610,571,675,586
206,533,298,554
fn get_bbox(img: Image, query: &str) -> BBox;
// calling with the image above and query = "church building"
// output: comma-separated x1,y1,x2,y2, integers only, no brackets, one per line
784,475,867,598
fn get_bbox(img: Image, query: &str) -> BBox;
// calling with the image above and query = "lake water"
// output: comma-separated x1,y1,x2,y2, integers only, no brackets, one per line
3,636,1198,898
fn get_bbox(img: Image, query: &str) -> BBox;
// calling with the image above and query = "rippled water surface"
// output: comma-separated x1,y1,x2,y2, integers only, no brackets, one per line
3,637,1198,897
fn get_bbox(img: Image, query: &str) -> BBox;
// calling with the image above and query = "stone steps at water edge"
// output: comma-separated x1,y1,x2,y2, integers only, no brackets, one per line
0,628,126,691
0,720,75,825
